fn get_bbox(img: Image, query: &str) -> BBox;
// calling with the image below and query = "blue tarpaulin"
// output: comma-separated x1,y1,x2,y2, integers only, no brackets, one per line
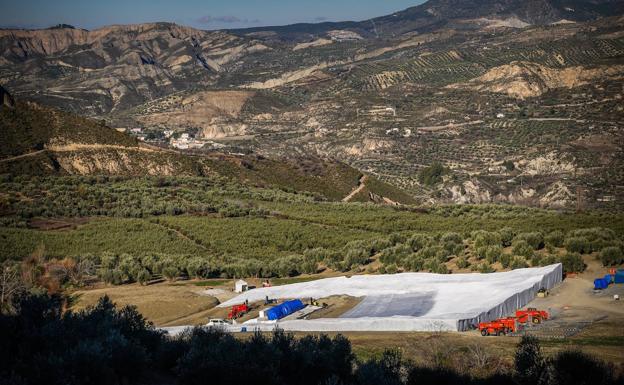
594,278,609,290
615,271,624,284
265,299,305,321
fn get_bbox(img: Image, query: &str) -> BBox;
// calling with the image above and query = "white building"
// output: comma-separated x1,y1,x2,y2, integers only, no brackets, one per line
235,280,248,293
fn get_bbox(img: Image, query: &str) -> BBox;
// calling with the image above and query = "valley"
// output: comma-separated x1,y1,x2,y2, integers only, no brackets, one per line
1,4,623,209
1,0,624,383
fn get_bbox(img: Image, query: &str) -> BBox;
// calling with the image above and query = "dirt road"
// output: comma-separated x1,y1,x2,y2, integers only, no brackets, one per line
342,175,368,202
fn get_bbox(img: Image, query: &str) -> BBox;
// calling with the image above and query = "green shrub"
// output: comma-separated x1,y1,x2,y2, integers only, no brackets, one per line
186,257,211,279
512,240,534,258
545,230,565,248
407,234,432,252
303,248,328,263
343,247,371,270
441,232,462,245
99,267,124,285
456,257,470,269
403,253,425,271
559,252,585,273
568,228,616,252
539,254,557,266
499,227,515,247
515,232,544,250
599,246,623,266
162,266,179,281
472,231,502,248
565,237,591,254
500,254,512,268
485,246,503,264
478,263,494,273
550,351,617,385
510,257,529,270
136,269,151,285
385,263,398,274
271,255,304,276
418,162,447,186
503,160,515,171
380,244,412,265
301,260,319,274
425,260,448,274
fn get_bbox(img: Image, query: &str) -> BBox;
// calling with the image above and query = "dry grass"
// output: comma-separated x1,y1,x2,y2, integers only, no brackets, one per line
71,282,219,326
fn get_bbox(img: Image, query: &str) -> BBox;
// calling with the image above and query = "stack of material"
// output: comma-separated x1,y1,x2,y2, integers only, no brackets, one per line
615,270,624,284
263,299,305,321
220,264,563,332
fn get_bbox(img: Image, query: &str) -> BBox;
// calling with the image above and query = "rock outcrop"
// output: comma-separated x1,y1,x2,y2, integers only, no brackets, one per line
0,85,15,109
448,62,624,98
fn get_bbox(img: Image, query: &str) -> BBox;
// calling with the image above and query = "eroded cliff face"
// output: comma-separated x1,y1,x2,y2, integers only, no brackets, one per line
0,24,268,114
446,179,574,208
448,61,624,98
133,90,255,138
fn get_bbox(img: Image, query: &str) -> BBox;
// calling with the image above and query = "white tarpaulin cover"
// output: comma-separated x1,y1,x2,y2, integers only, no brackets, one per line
217,264,562,332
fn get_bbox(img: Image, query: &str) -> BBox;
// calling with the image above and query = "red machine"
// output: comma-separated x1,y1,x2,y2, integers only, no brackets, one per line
228,304,249,320
515,308,549,324
478,317,518,336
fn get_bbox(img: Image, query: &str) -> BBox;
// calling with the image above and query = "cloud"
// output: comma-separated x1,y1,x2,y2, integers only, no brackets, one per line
196,15,260,25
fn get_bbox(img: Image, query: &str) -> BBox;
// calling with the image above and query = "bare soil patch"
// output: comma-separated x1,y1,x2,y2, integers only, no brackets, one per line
307,295,363,319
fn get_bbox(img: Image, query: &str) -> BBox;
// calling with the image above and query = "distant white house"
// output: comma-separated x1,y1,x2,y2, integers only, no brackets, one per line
131,127,143,133
235,280,248,293
496,113,505,119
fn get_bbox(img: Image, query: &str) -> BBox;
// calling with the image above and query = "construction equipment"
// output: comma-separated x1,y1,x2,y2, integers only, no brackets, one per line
537,288,548,298
478,317,518,336
228,304,250,320
516,308,549,324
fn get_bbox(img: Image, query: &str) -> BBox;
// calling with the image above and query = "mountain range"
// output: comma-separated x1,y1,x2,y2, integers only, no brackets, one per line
1,0,623,208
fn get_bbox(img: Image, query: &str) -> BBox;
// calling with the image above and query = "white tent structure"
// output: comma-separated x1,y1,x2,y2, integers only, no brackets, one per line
219,264,563,332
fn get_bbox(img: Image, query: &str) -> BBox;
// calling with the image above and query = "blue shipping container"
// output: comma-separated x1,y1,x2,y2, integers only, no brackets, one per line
265,299,305,320
594,278,609,290
615,271,624,284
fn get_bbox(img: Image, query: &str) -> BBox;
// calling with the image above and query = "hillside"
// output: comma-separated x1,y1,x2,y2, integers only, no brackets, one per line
0,94,414,203
233,0,623,40
1,0,623,209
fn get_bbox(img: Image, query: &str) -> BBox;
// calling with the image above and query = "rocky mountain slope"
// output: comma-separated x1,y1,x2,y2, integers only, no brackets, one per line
0,90,414,203
0,23,267,114
234,0,622,40
1,0,623,209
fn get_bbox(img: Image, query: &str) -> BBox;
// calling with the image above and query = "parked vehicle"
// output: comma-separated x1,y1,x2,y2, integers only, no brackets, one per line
228,304,250,320
515,308,549,324
478,317,518,336
207,319,231,329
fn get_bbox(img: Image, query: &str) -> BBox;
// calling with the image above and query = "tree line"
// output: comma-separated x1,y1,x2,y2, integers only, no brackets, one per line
0,292,621,385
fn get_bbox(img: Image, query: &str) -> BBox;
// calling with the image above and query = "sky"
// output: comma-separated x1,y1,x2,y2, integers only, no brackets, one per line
0,0,425,30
